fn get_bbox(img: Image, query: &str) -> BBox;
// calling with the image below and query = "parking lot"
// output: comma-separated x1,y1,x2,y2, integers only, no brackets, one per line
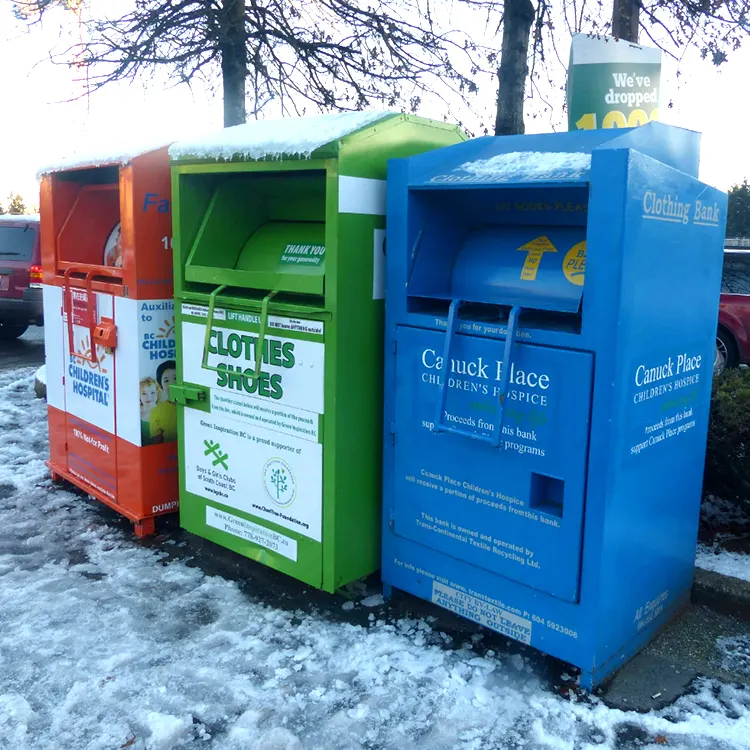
0,325,44,372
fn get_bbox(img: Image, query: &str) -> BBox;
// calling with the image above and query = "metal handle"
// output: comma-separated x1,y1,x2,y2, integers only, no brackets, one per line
201,285,278,382
432,302,521,448
495,304,521,442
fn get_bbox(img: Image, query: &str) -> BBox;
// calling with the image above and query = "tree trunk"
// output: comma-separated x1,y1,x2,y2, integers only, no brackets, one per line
220,0,247,127
495,0,535,136
612,0,640,42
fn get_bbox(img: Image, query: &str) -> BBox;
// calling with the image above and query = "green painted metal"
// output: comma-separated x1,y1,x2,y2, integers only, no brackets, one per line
171,113,467,592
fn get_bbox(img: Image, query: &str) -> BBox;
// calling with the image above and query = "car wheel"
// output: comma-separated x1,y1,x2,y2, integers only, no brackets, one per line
0,322,28,340
715,328,739,375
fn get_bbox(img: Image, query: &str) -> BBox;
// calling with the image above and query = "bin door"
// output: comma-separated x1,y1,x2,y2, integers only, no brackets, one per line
175,302,325,589
61,290,118,502
391,325,593,603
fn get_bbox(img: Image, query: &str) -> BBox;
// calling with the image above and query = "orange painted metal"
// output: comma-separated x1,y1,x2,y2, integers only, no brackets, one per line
41,147,178,536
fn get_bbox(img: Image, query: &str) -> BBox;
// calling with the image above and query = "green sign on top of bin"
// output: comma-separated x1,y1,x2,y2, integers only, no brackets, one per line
169,111,467,592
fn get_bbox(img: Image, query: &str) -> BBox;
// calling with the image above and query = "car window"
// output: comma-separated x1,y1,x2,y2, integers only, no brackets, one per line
0,225,36,261
722,254,750,294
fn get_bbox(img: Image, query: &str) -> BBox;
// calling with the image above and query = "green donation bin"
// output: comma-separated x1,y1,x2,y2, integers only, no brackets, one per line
169,112,466,591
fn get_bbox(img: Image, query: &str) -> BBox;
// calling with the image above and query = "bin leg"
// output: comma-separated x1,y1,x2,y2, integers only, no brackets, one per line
134,518,156,538
382,582,393,601
50,470,63,484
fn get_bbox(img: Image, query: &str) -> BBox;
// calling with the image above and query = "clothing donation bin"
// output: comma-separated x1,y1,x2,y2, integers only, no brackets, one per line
381,123,727,688
40,145,178,536
169,112,466,592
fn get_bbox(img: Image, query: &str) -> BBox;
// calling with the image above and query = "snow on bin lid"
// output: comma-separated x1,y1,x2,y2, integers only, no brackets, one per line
453,151,592,184
169,110,397,162
37,137,172,178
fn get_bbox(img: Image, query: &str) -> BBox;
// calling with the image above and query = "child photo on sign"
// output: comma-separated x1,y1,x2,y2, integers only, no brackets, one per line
139,377,159,445
149,360,177,443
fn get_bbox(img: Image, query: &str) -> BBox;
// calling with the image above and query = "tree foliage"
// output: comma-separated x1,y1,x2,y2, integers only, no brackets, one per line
6,193,27,215
14,0,750,137
705,367,750,516
727,180,750,238
14,0,497,127
559,0,750,66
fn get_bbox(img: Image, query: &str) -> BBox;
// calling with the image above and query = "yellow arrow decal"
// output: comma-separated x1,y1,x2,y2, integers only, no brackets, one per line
517,236,557,281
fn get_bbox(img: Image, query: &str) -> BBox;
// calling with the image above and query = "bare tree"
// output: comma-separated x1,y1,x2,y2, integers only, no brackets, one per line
612,0,640,41
14,0,499,128
495,0,535,135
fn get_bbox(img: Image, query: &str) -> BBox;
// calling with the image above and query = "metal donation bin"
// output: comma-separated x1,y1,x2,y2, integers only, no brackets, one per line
381,123,727,687
40,145,178,536
169,112,466,591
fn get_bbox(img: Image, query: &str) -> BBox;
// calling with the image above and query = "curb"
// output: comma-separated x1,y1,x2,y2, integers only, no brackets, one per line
692,567,750,621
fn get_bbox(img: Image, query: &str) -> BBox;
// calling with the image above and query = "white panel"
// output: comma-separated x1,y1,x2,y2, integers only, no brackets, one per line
42,285,65,410
338,176,386,216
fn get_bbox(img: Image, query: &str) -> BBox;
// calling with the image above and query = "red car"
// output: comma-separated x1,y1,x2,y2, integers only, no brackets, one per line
717,242,750,373
0,214,43,339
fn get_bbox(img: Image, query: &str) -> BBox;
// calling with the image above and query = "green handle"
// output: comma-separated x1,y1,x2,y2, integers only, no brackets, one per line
200,284,227,374
170,383,207,405
200,285,278,382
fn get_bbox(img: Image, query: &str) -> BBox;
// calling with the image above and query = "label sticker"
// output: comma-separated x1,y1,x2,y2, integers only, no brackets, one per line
185,408,322,541
181,303,227,321
432,582,532,644
279,244,325,267
206,506,298,561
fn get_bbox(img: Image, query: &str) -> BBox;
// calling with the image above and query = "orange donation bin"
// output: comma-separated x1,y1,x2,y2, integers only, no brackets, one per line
40,145,178,535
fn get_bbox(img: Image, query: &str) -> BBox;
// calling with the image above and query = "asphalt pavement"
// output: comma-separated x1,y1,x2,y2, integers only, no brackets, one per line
0,325,45,372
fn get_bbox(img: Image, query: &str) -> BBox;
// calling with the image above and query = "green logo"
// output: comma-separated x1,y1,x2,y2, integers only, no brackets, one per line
204,439,229,470
262,458,296,507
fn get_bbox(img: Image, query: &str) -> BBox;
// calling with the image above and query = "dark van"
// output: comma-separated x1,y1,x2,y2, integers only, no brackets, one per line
0,215,42,339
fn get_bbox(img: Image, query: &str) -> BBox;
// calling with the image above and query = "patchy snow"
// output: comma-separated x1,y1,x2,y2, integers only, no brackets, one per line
34,365,45,386
37,138,173,178
457,151,592,183
169,111,395,162
716,634,750,677
696,543,750,582
2,366,750,749
0,214,39,223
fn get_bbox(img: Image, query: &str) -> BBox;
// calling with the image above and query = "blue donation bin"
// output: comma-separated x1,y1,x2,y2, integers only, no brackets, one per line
381,123,727,688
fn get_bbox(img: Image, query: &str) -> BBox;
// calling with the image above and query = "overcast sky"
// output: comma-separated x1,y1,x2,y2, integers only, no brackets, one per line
1,1,748,208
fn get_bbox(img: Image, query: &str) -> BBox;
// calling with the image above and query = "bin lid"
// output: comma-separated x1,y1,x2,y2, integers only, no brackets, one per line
449,226,586,313
169,111,397,163
405,122,701,188
235,221,326,294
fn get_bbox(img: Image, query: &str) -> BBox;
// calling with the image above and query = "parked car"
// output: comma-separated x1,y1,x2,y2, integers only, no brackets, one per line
0,214,42,339
717,241,750,374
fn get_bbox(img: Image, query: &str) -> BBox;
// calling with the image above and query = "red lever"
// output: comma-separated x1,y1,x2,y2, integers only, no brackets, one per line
93,318,117,351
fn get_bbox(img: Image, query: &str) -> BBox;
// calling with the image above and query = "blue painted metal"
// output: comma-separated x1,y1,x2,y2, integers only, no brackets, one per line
382,122,727,688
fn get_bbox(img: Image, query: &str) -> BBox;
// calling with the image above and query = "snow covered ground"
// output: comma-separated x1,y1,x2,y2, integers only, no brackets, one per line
696,545,750,583
2,366,750,750
696,496,750,583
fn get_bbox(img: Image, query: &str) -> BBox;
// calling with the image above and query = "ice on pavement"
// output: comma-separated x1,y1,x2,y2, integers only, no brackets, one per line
716,635,750,677
696,544,750,582
1,367,750,749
